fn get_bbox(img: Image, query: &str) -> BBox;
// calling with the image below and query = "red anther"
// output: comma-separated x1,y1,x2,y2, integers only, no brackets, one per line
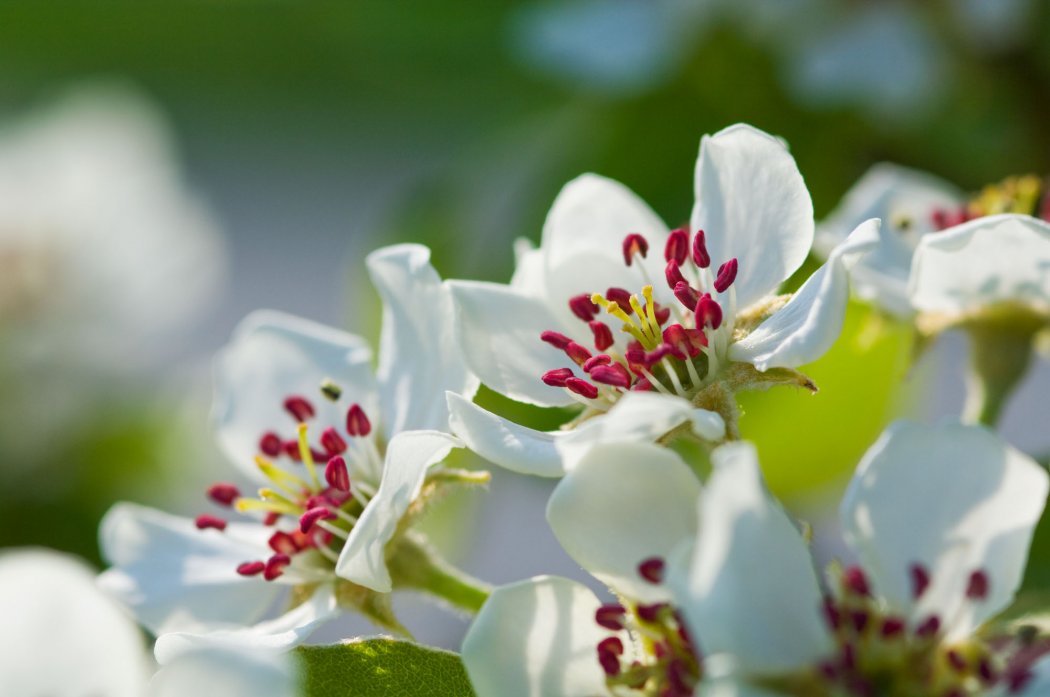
664,324,705,358
299,506,337,533
597,643,621,677
283,439,302,461
946,649,967,672
645,344,674,364
568,294,597,322
624,347,647,366
915,615,941,638
283,396,315,422
598,636,624,657
692,229,710,268
589,321,614,351
263,512,280,526
565,377,599,399
665,260,687,289
565,341,593,366
263,553,291,581
236,561,265,576
632,377,653,391
268,531,300,555
590,364,631,388
842,565,871,597
673,281,699,310
320,427,347,456
638,556,665,584
822,597,841,630
665,227,690,265
622,233,649,266
207,483,241,507
667,659,693,695
542,368,574,387
195,514,227,531
595,603,626,630
910,563,931,600
654,304,670,326
323,488,351,508
695,294,723,329
325,456,351,492
346,404,372,437
880,617,905,638
850,610,869,633
966,569,990,600
259,432,283,457
931,208,950,231
540,330,573,350
636,603,667,623
605,287,634,314
978,658,996,684
714,258,738,293
581,355,612,373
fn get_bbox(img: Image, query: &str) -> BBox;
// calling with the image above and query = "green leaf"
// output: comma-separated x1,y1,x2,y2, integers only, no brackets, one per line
297,639,477,697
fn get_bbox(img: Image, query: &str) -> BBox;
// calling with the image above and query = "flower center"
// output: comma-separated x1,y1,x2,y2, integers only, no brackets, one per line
539,229,740,410
593,556,702,696
930,175,1050,231
194,383,384,582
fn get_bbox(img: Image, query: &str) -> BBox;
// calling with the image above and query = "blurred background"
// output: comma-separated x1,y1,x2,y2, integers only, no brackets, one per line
0,0,1048,651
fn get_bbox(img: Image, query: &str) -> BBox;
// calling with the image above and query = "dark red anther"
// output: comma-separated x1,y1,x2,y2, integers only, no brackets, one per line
915,615,941,638
581,355,611,373
605,288,634,314
542,368,574,387
590,364,631,388
346,404,372,437
880,617,905,638
299,506,337,533
589,321,614,351
966,569,990,600
624,347,647,366
842,565,871,597
910,563,931,600
663,324,706,357
263,512,281,526
325,455,351,492
695,293,723,329
622,233,649,266
283,396,315,422
665,227,690,265
673,281,699,310
714,258,738,293
595,603,627,630
667,659,693,696
540,330,573,350
638,556,665,584
644,344,674,365
320,427,347,456
978,658,996,684
654,304,670,326
569,294,597,322
259,432,283,457
822,597,841,630
598,636,624,657
692,229,710,268
632,377,653,391
268,531,300,555
283,439,302,461
195,514,227,531
665,260,687,290
236,561,265,576
946,649,967,672
850,610,869,633
565,377,599,399
565,341,593,366
207,483,240,507
636,603,667,623
263,553,291,581
597,642,622,676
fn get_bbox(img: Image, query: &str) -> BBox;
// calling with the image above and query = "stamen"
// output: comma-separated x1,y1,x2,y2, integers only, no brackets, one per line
910,563,931,600
325,455,351,492
638,557,665,584
915,615,941,638
346,404,372,437
263,553,291,581
565,377,599,399
695,294,723,330
665,228,689,265
842,566,871,597
542,368,574,387
966,570,990,600
597,639,622,676
540,330,573,350
637,603,668,623
673,281,699,310
713,258,738,293
581,355,611,373
880,617,905,638
283,396,316,423
595,603,627,630
590,364,631,388
320,378,342,402
666,260,687,289
320,427,347,456
605,288,634,314
268,531,300,555
622,233,649,267
194,514,227,531
569,294,598,322
259,432,283,457
295,423,322,489
207,483,241,507
589,321,614,351
255,456,309,496
236,561,265,576
564,341,593,366
300,506,337,533
692,229,710,269
236,497,300,516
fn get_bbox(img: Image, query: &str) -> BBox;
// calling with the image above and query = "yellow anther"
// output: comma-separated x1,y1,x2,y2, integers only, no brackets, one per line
642,285,660,336
592,291,659,349
259,488,299,510
235,498,300,516
297,423,321,489
255,456,308,496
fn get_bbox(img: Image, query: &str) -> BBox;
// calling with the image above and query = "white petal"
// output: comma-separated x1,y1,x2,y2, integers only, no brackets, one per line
98,503,282,637
675,442,831,674
909,214,1050,315
153,584,337,664
0,549,150,697
558,392,725,469
691,124,815,308
335,430,460,592
510,236,547,295
547,442,701,602
841,420,1049,639
729,218,880,370
449,279,577,407
462,576,610,697
213,310,378,478
368,244,480,434
150,645,297,697
447,392,567,477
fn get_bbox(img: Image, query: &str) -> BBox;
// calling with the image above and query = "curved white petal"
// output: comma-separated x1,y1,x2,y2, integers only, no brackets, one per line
841,420,1049,640
909,214,1050,315
447,392,567,477
729,218,880,370
675,442,831,674
151,645,297,697
0,549,149,697
462,576,611,697
691,124,815,308
213,309,378,478
335,430,460,592
510,236,547,296
368,244,479,435
547,442,701,603
558,392,725,469
98,503,282,637
449,279,576,407
154,584,337,664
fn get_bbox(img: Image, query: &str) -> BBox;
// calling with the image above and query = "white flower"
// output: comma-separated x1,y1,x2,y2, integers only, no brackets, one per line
448,124,877,473
100,244,481,661
0,548,296,697
673,421,1050,695
462,442,704,697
